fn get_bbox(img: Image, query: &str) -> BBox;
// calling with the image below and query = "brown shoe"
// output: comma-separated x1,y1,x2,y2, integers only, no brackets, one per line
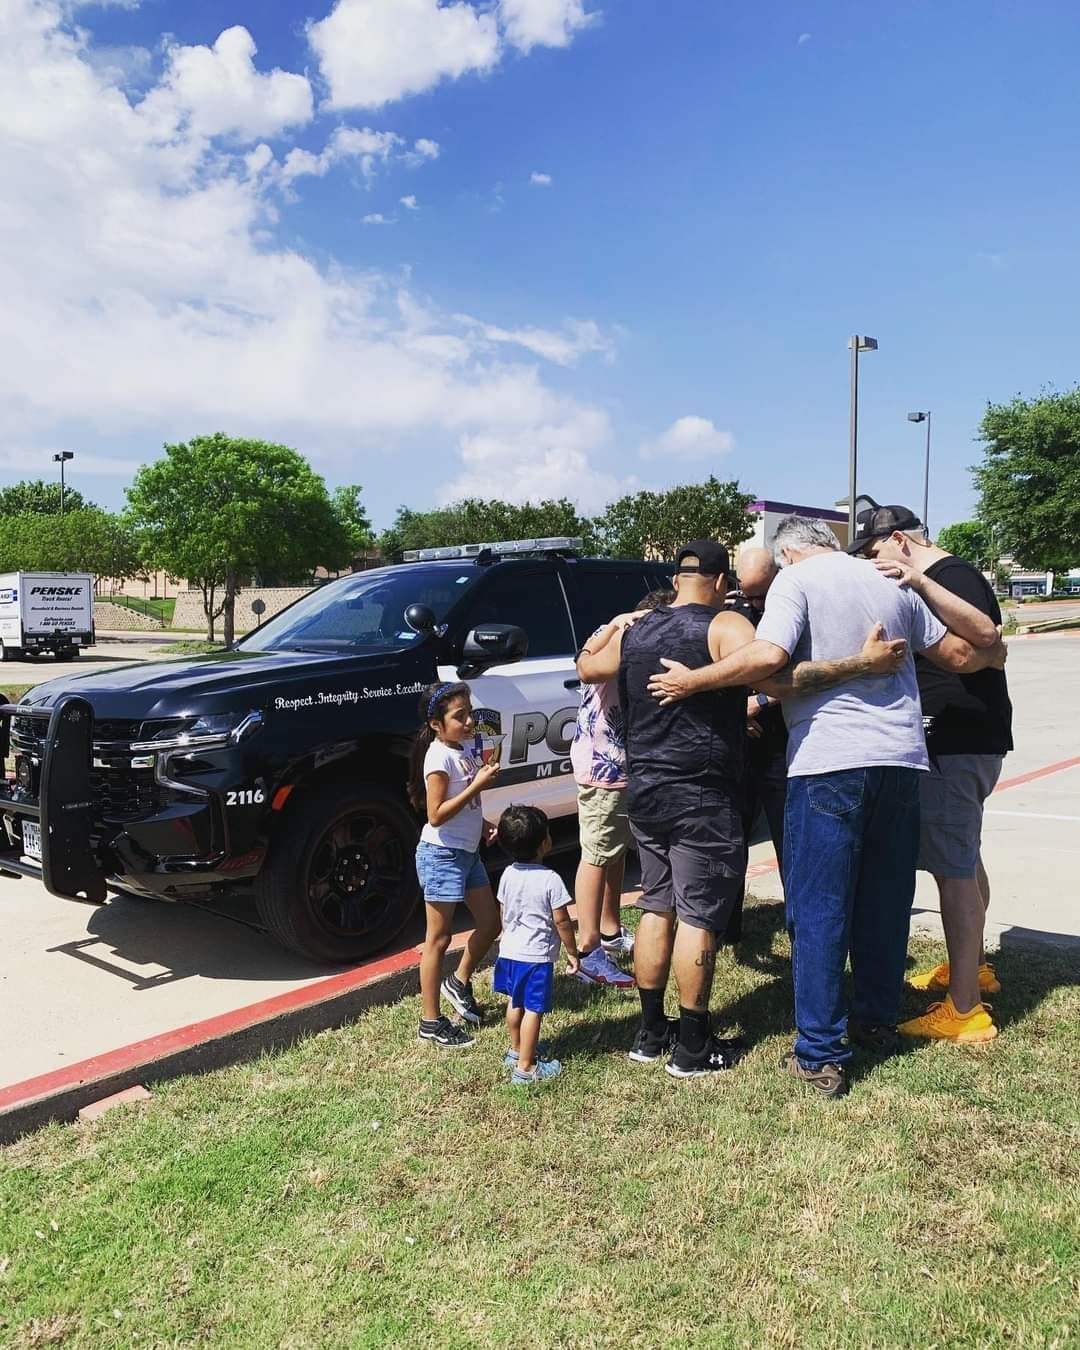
780,1052,848,1099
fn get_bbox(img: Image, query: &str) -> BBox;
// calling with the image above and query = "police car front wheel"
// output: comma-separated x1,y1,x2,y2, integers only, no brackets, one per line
254,783,421,964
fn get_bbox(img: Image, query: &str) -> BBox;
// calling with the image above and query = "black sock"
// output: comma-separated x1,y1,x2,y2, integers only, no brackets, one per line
600,929,621,942
679,1006,710,1056
639,987,667,1034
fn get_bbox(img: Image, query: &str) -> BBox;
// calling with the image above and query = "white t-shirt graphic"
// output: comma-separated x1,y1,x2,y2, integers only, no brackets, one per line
419,740,484,852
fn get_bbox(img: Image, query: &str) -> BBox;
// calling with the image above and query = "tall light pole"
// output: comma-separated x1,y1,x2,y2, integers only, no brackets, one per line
847,336,878,540
907,410,931,536
52,451,74,515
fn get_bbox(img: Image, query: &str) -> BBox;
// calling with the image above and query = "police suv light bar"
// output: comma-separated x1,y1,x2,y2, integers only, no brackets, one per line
403,537,582,562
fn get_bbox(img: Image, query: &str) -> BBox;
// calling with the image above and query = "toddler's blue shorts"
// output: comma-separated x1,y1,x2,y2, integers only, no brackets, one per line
416,842,488,903
493,958,555,1013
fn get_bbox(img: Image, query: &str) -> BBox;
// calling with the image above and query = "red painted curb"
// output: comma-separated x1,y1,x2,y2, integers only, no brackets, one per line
994,755,1080,794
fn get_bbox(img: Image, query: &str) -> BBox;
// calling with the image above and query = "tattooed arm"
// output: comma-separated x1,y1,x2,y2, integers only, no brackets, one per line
756,623,908,700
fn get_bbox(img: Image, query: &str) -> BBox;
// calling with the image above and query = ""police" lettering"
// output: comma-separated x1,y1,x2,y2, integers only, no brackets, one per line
509,706,577,764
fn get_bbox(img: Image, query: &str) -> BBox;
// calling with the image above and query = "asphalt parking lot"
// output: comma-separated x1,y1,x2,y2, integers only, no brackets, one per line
0,630,185,683
1,634,1077,1106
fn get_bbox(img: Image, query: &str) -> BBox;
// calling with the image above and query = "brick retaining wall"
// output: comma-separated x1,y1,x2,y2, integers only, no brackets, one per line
94,602,163,631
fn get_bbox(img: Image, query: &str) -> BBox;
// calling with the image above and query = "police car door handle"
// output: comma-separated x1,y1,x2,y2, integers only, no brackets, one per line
563,678,581,690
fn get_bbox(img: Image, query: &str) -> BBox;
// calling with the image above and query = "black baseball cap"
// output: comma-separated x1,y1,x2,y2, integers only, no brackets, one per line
674,539,731,577
845,496,924,554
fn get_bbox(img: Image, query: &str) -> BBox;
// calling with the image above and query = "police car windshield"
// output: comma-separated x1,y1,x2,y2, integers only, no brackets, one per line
237,566,466,654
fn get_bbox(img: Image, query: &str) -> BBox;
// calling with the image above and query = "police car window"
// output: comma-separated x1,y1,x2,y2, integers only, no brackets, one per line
241,568,463,653
569,568,653,644
458,570,574,660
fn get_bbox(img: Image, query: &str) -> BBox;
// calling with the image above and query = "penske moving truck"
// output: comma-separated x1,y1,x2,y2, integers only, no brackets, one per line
0,572,95,662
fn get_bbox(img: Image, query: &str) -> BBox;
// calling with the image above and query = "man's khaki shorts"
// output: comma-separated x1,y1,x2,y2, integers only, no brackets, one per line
577,784,632,866
918,753,1004,879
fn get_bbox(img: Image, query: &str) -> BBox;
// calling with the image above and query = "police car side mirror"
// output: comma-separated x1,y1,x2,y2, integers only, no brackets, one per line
458,624,528,677
404,603,436,634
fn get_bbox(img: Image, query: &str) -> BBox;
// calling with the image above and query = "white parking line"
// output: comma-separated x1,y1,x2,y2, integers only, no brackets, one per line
985,809,1080,823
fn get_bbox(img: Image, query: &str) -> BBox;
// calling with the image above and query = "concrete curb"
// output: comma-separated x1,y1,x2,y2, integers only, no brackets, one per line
0,936,468,1146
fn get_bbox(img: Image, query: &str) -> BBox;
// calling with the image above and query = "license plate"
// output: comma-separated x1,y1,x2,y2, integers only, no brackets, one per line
22,821,41,862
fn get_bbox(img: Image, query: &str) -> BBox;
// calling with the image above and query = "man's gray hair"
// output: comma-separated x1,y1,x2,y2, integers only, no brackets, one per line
771,515,841,564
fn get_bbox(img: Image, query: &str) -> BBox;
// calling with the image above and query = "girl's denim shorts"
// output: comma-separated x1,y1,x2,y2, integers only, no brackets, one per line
416,841,489,903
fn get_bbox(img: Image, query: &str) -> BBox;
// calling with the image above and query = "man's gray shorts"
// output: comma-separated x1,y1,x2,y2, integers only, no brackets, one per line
918,753,1004,879
629,800,744,933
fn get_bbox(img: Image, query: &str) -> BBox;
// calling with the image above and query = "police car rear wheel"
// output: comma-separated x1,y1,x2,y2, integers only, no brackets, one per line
254,784,420,964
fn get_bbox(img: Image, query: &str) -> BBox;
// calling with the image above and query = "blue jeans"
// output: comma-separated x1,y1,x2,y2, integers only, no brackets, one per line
784,767,920,1068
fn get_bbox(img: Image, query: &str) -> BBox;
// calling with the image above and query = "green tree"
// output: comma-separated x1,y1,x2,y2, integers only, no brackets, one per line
935,520,991,565
0,509,143,578
330,485,375,567
126,434,352,643
0,479,94,515
594,477,756,561
378,498,596,564
974,388,1080,573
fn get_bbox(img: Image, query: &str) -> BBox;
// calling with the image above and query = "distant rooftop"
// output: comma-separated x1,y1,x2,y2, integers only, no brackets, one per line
749,499,848,523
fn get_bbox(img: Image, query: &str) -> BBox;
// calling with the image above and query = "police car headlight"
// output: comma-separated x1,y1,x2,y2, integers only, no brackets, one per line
129,710,263,753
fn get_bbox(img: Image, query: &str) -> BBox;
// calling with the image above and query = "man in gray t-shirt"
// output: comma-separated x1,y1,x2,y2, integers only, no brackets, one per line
647,515,1007,1098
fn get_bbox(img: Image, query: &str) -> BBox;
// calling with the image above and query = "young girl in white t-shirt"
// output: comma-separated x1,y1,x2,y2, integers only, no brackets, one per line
408,681,501,1049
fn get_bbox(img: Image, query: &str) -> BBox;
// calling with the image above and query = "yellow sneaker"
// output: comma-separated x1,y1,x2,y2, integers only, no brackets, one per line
898,995,998,1043
906,961,1000,994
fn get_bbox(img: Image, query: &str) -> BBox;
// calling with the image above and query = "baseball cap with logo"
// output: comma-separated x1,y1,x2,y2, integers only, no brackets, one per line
845,495,924,554
674,539,732,577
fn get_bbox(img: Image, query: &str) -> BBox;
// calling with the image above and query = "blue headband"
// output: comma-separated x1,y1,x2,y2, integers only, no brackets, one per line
427,682,458,719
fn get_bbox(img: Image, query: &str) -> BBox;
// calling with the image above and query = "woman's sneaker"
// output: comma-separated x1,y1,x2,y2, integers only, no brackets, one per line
418,1017,475,1050
601,925,636,957
665,1035,746,1079
628,1017,679,1064
575,948,635,989
441,973,482,1025
511,1058,563,1085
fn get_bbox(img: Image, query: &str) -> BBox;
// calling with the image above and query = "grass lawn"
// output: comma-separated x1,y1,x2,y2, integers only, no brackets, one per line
1,904,1077,1348
97,596,176,625
159,640,227,655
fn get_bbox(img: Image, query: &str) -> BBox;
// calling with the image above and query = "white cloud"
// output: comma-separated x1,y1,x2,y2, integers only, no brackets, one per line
529,171,552,186
139,25,313,141
797,32,812,45
640,416,735,461
0,0,621,517
279,125,404,186
439,408,632,512
361,212,393,225
499,0,597,53
404,137,440,168
400,194,419,210
309,0,500,110
456,317,615,367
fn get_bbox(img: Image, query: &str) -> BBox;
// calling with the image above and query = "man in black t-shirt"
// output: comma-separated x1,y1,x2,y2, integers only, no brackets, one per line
852,502,1013,1043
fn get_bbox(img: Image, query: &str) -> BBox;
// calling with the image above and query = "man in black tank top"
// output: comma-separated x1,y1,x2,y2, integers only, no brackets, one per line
618,541,758,1079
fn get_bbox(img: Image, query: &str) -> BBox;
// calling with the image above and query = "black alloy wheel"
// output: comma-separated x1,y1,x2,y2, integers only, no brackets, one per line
254,783,421,964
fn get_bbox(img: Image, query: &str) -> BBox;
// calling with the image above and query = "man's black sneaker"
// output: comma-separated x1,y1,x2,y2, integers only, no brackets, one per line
779,1052,847,1098
848,1020,901,1055
664,1035,747,1079
441,974,481,1026
418,1017,475,1050
628,1017,680,1065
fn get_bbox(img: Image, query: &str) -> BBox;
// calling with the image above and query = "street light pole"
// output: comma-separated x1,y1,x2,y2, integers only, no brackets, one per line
907,411,931,534
847,336,878,539
52,451,74,515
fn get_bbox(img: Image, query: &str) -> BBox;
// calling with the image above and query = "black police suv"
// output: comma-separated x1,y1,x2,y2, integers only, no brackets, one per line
0,540,670,963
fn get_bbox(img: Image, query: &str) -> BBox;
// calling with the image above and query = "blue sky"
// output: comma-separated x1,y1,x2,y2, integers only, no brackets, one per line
3,0,1079,535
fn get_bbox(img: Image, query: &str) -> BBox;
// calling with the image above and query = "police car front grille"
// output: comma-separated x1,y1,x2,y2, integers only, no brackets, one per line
10,720,163,821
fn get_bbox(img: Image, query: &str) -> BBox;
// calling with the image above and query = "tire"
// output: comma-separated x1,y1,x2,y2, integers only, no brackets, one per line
0,642,19,662
254,782,422,964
